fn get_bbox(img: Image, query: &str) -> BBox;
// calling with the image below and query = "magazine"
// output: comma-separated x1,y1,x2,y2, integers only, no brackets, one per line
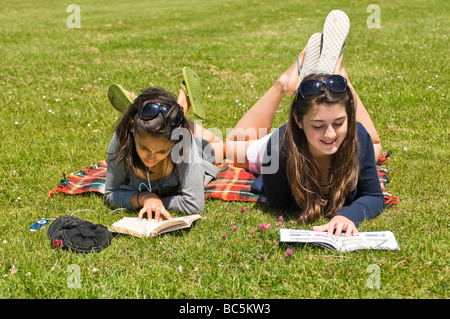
279,228,399,252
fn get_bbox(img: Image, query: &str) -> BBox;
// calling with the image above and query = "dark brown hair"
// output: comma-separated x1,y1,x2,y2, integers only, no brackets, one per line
283,74,359,223
112,87,190,177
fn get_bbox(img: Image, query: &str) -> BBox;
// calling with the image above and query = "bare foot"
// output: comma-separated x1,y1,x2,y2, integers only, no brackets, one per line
177,88,190,115
277,50,305,95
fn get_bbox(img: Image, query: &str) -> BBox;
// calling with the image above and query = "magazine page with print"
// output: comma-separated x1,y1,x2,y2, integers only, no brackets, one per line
279,229,399,252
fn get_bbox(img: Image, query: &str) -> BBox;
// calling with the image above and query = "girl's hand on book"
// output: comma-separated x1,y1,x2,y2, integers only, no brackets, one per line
313,215,358,239
138,193,172,222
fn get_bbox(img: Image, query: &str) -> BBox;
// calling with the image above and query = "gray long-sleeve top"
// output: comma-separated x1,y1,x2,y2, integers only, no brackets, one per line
104,132,219,214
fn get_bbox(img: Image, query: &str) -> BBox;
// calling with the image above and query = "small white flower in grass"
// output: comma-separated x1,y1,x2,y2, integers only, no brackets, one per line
178,265,183,272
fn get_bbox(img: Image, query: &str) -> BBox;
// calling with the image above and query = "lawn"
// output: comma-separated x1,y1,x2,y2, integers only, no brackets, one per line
0,0,448,302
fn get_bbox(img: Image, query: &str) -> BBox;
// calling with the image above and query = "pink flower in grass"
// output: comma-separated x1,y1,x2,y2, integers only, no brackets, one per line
259,222,271,230
285,248,294,258
231,226,238,231
222,233,227,238
279,216,284,221
241,206,247,212
250,227,256,233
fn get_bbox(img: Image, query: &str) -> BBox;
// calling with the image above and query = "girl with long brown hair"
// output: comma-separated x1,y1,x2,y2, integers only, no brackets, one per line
225,34,385,237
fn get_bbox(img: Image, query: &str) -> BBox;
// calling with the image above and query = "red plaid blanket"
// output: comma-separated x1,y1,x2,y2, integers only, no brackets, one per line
204,163,267,202
48,161,107,197
48,152,398,206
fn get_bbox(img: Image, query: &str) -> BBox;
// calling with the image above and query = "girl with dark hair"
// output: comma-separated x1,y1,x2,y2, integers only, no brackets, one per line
224,50,385,238
104,86,220,222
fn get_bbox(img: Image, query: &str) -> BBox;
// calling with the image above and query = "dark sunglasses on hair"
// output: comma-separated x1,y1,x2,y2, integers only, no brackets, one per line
298,75,348,98
138,102,183,127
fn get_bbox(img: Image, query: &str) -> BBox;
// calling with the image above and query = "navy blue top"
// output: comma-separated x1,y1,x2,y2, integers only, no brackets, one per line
253,122,385,227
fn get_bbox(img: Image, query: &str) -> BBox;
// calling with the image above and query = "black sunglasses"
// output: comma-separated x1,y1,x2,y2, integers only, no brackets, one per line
298,75,348,98
138,102,183,127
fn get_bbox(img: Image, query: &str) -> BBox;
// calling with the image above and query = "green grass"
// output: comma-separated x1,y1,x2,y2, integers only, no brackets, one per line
0,0,448,300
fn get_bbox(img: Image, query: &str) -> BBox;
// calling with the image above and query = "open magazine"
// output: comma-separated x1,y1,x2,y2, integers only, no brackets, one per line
110,214,201,238
279,229,399,252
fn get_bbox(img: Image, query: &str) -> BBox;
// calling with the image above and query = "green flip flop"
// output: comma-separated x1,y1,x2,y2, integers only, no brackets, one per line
181,66,206,119
107,84,136,114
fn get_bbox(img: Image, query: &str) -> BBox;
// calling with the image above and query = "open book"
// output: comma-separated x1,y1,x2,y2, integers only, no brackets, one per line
110,214,202,238
279,229,399,252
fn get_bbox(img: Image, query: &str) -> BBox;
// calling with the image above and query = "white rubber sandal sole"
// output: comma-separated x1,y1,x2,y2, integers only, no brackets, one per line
316,10,350,74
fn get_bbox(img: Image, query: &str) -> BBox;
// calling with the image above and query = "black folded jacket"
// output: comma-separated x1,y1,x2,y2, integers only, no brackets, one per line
47,215,112,253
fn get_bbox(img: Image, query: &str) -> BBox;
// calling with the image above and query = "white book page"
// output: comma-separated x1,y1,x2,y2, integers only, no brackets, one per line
112,217,160,237
111,215,201,237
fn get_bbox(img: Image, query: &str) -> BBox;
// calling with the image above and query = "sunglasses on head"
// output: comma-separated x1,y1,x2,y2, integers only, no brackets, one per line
298,75,348,98
138,102,183,127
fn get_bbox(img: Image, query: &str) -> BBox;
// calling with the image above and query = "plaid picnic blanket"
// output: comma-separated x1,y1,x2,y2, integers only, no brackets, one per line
48,151,398,206
204,163,267,202
47,161,265,201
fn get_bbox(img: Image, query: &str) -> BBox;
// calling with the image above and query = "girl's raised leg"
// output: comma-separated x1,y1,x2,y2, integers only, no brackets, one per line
177,88,225,165
224,51,306,168
334,55,382,161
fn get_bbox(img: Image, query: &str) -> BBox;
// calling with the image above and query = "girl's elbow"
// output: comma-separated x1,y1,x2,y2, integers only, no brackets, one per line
185,199,205,214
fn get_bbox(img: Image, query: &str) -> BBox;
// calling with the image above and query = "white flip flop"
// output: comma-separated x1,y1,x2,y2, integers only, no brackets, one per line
296,33,322,90
316,10,350,74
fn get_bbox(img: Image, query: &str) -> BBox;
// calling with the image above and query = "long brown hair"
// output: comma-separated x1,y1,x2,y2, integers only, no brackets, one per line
111,87,190,177
283,74,359,223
